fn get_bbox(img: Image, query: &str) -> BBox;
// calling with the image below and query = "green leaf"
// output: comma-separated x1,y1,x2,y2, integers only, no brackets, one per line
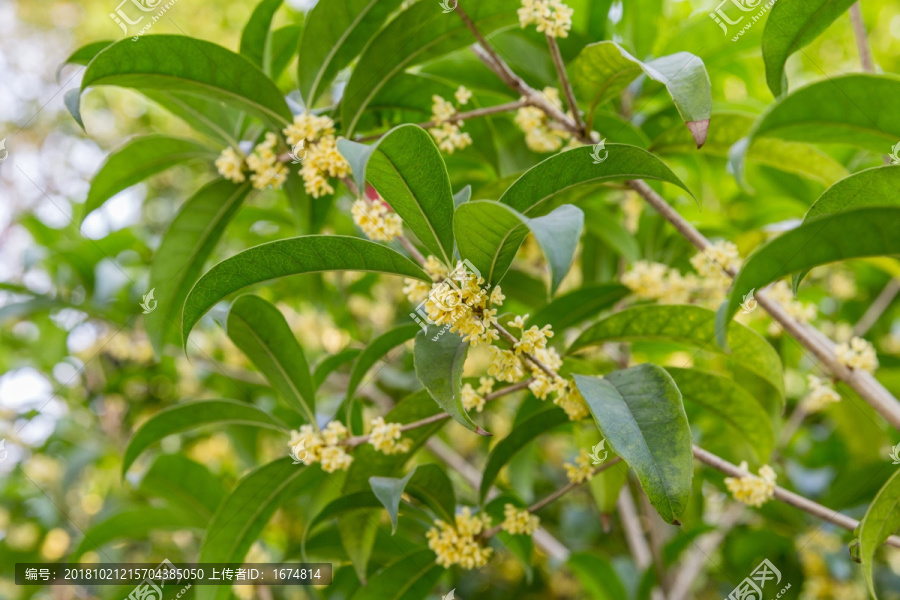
298,0,405,106
527,283,630,333
574,365,693,524
121,399,285,475
227,295,317,423
403,464,456,524
568,552,629,600
182,235,429,344
454,202,584,295
197,459,324,600
499,144,693,217
751,74,900,153
338,125,456,263
240,0,283,74
348,549,444,600
57,40,113,80
720,207,900,338
145,179,250,355
665,367,774,463
762,0,857,97
314,348,362,388
369,469,417,535
79,35,292,131
414,327,485,434
64,88,84,130
453,185,472,208
82,135,215,223
138,455,225,522
860,469,900,599
269,25,302,80
72,507,199,559
341,0,520,135
480,404,569,502
571,42,712,147
346,324,420,402
570,304,785,404
144,90,244,146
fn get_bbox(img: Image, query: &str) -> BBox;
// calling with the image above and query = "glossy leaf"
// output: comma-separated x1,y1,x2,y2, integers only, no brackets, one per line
79,35,292,131
369,469,417,535
298,0,405,106
499,144,693,217
414,327,484,434
575,365,693,524
571,42,712,146
122,400,285,474
368,464,455,534
570,304,785,404
480,403,569,502
339,125,456,263
341,0,519,135
349,549,444,600
859,469,900,598
146,179,250,354
346,324,420,402
227,295,317,423
666,367,774,462
762,0,857,97
454,201,584,294
751,74,900,153
182,235,429,344
57,40,113,80
721,207,900,337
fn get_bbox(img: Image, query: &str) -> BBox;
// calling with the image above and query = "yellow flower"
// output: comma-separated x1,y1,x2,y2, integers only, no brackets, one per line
801,375,841,413
487,346,525,382
514,324,554,355
215,147,246,183
288,421,354,473
564,449,594,483
514,88,573,152
368,417,412,455
462,378,494,413
319,446,354,473
426,508,493,569
690,240,741,278
352,199,404,241
766,281,818,326
501,504,539,535
246,132,288,190
834,336,878,374
725,462,777,507
554,382,590,421
283,112,335,146
421,264,503,346
455,86,473,105
518,0,574,38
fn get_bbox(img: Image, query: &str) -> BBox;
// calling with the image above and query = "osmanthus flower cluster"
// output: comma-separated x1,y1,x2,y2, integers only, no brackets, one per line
426,507,494,569
564,449,595,483
215,112,350,197
514,87,574,153
288,416,413,472
724,462,777,507
801,375,841,413
518,0,574,38
428,86,474,154
835,336,879,374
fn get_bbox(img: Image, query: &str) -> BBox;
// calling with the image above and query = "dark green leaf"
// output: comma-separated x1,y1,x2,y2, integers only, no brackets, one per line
370,469,417,535
859,469,900,598
574,365,693,523
346,324,420,402
138,455,225,522
349,549,444,600
240,0,283,74
527,283,629,333
568,552,629,600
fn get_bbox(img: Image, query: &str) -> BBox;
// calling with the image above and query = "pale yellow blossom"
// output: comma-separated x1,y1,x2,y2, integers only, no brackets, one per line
352,199,404,241
215,147,246,183
501,503,539,535
518,0,574,38
564,449,594,483
426,507,493,569
834,336,878,374
368,417,413,455
724,462,777,507
801,375,841,413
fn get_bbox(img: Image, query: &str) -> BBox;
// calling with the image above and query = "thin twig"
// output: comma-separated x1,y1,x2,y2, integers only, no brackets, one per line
668,504,744,600
355,100,530,142
492,321,559,380
849,2,876,73
545,33,584,133
853,279,900,337
618,486,668,600
693,445,900,548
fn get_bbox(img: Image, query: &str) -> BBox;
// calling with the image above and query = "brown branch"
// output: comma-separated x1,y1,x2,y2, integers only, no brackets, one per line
693,445,900,548
849,2,875,73
853,279,900,337
546,33,584,133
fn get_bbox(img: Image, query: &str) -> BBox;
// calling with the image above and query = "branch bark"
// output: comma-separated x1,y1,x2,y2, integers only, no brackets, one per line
849,2,875,73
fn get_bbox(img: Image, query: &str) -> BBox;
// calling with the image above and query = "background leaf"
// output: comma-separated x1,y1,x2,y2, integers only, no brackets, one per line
859,469,900,599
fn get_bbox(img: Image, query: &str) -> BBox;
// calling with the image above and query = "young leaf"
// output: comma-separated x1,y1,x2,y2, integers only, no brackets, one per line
341,0,520,135
298,0,405,106
574,365,693,524
240,0,283,74
413,327,486,435
859,469,900,599
121,399,286,475
79,35,292,131
370,468,417,534
666,367,774,463
480,404,569,502
338,125,456,263
227,295,317,423
571,42,711,147
57,40,113,81
138,455,225,522
182,235,429,344
527,283,629,334
751,74,900,153
570,305,785,405
762,0,857,97
81,135,215,223
197,459,325,600
346,324,420,402
720,207,900,338
454,202,584,295
146,179,251,355
348,549,444,600
498,144,693,217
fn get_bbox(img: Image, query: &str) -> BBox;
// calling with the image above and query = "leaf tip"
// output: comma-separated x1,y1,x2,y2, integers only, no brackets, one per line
475,425,492,437
672,518,682,526
686,119,709,149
